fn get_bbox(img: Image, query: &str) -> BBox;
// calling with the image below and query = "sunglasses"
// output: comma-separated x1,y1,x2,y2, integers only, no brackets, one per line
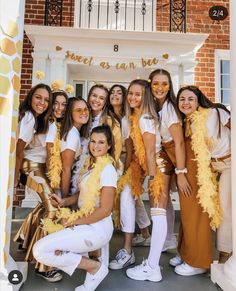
72,107,89,115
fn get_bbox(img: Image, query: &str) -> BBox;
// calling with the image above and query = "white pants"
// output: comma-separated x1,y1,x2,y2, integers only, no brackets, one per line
120,185,150,233
33,216,113,276
211,157,232,253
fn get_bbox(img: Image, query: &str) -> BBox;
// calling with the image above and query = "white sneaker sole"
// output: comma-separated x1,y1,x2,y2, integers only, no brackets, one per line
126,271,162,282
175,268,206,276
109,256,135,270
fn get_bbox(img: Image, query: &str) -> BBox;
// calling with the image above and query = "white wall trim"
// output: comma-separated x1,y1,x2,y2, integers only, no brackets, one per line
214,49,230,103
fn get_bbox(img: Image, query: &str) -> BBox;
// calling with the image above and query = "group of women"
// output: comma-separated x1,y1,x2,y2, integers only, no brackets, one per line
13,68,232,291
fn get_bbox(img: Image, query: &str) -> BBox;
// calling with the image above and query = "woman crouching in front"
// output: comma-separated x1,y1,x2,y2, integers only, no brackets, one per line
33,125,117,291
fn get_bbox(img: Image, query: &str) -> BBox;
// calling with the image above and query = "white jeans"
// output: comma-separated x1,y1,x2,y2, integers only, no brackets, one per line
33,216,113,275
120,185,150,233
211,157,232,253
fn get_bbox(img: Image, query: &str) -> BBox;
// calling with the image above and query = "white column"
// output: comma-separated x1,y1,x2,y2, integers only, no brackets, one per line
211,1,236,290
0,0,27,290
31,51,49,85
48,52,67,83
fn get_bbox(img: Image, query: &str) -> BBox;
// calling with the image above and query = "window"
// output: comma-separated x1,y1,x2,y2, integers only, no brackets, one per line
215,49,230,107
220,60,230,106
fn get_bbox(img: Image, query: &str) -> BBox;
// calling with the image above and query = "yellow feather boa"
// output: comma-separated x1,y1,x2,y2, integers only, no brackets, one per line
47,122,62,190
188,107,222,230
129,110,164,204
43,155,114,233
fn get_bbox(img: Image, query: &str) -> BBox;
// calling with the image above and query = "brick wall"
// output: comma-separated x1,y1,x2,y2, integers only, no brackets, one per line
187,0,229,100
155,0,229,100
20,0,75,100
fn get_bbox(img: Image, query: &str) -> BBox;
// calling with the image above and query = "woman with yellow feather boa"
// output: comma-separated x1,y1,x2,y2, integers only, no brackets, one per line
33,125,117,291
124,79,166,282
87,84,122,165
13,84,64,281
108,84,151,270
176,85,231,270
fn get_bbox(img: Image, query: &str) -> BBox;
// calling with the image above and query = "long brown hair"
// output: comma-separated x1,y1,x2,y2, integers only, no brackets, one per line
125,79,159,125
107,84,127,121
177,85,230,137
149,69,179,117
19,83,53,134
60,97,91,141
88,84,119,129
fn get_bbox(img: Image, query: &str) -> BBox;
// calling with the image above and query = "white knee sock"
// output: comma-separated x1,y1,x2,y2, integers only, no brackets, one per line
166,199,175,241
148,208,167,269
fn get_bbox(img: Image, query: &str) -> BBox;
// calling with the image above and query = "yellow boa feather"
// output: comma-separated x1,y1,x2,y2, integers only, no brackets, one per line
129,111,164,204
43,155,114,233
188,107,222,230
47,122,62,190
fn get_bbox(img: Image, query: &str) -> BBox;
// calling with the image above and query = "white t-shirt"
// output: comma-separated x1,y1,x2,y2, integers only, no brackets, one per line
46,122,57,143
18,111,47,163
139,114,161,153
159,101,181,143
121,116,130,142
61,126,81,159
78,163,117,208
205,108,230,158
90,112,102,131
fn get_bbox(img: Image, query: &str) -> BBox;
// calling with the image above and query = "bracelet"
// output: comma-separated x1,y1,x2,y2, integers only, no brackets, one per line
147,175,154,181
175,167,188,175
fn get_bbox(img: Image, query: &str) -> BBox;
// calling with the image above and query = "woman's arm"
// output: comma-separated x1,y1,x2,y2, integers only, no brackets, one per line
142,132,156,176
124,137,133,171
50,192,79,208
64,186,116,227
169,123,191,196
61,149,75,198
46,142,53,170
14,139,26,187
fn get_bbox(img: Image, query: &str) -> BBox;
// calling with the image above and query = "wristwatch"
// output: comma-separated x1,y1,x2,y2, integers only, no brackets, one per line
175,168,188,175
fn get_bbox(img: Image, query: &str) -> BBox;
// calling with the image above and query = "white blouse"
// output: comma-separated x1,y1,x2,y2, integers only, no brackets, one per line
18,111,47,163
78,163,117,209
159,101,181,143
205,108,230,158
139,114,161,153
61,126,81,159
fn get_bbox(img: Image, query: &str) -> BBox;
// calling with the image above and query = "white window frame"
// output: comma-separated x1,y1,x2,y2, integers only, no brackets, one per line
215,49,230,104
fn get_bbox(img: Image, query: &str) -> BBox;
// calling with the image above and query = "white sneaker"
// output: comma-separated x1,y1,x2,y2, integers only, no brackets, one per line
109,248,135,270
162,235,177,252
169,255,183,267
132,234,151,247
126,259,162,282
174,262,207,276
75,263,108,291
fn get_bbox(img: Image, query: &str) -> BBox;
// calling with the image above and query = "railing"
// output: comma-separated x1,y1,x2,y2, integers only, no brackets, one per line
44,0,187,32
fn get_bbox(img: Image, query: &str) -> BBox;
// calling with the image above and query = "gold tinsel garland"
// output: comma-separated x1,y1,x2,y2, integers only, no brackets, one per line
47,122,62,190
43,155,114,233
188,107,222,230
129,111,164,204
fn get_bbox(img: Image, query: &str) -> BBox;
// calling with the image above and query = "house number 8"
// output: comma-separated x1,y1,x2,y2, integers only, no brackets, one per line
114,44,119,52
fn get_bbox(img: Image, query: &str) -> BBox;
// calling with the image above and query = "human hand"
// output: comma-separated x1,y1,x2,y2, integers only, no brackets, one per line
50,194,65,208
177,174,192,197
